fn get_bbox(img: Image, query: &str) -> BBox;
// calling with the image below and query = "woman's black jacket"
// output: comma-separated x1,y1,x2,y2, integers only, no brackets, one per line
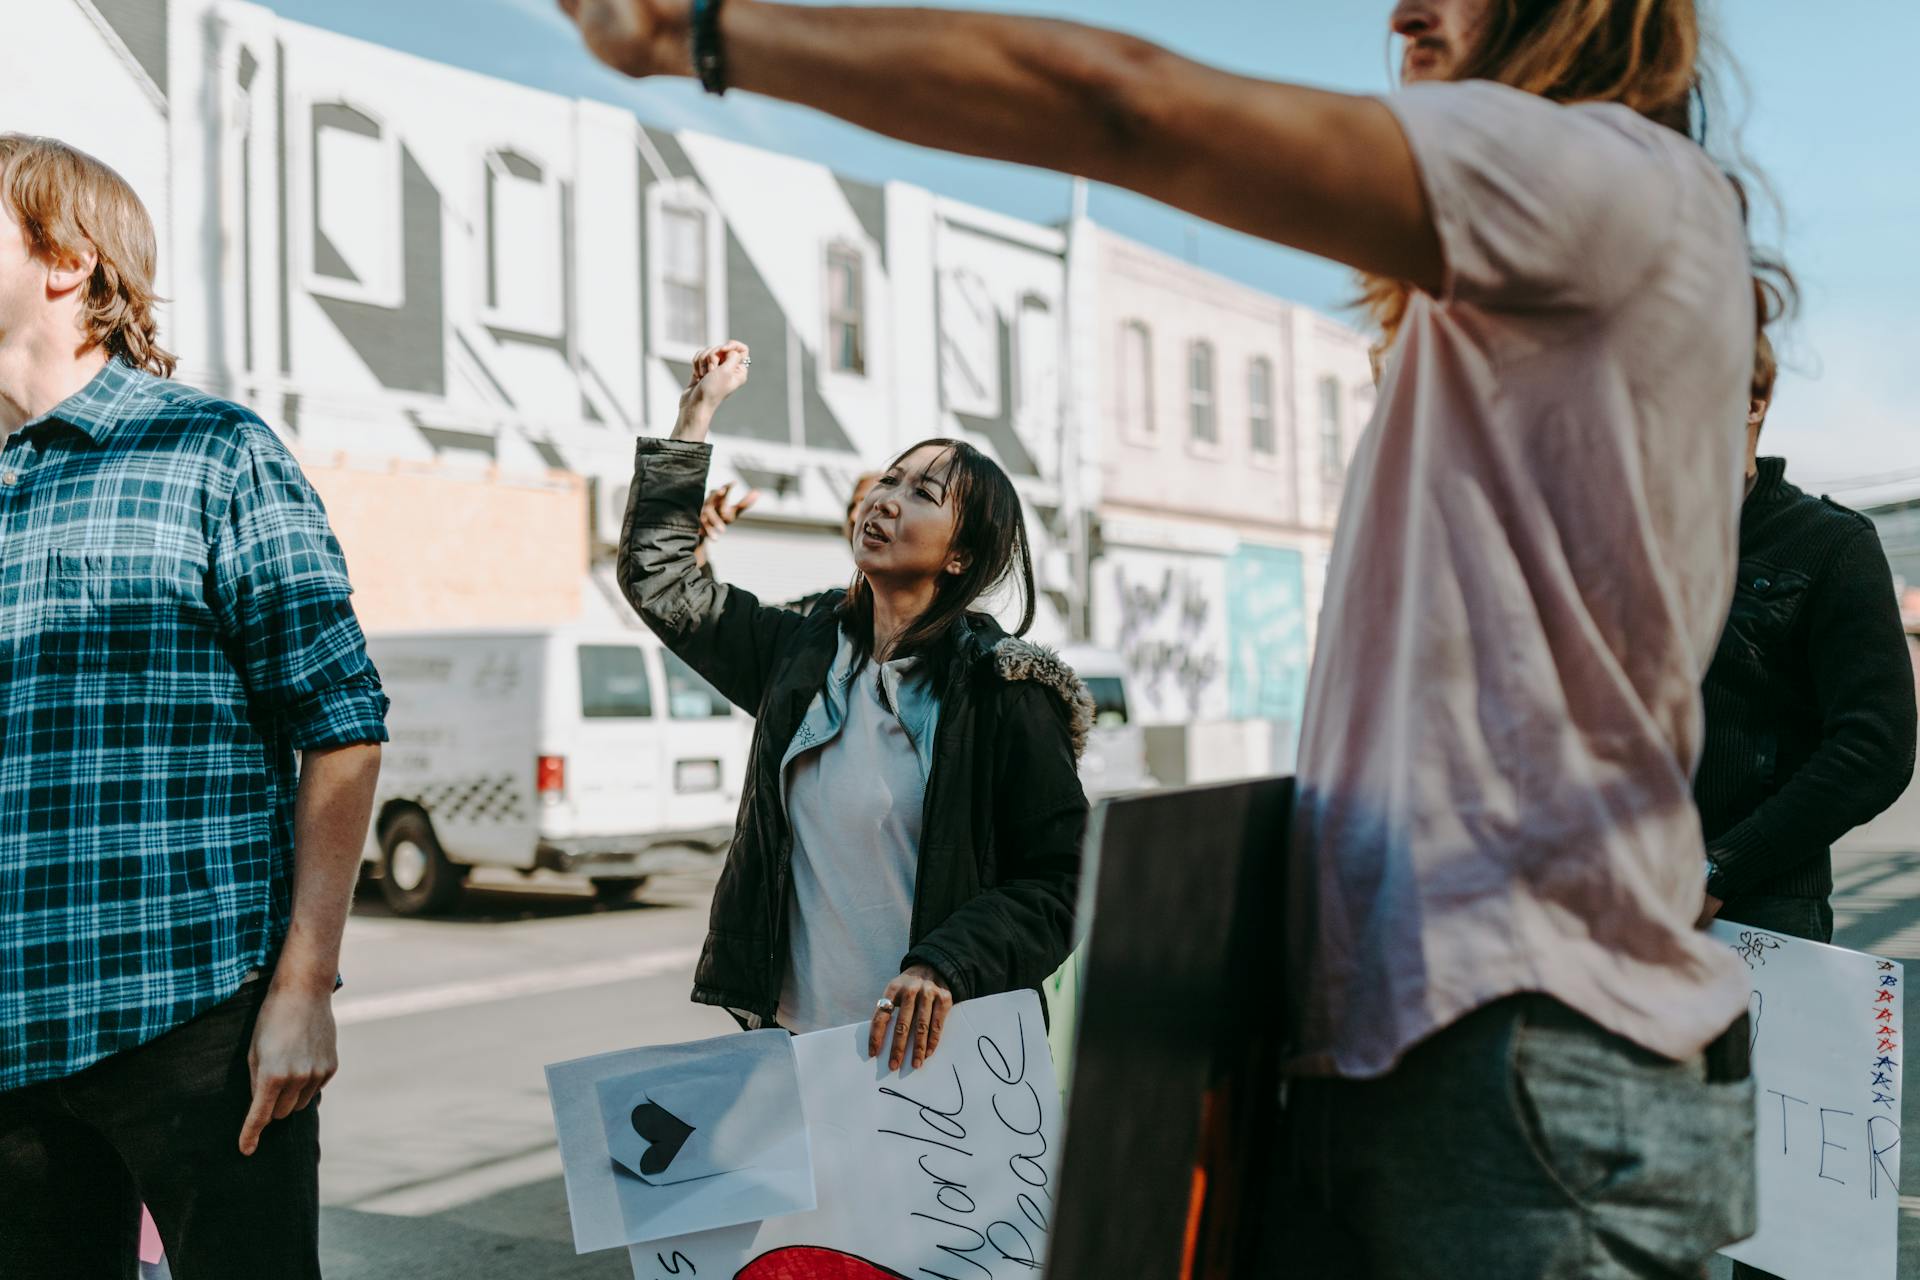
616,438,1093,1027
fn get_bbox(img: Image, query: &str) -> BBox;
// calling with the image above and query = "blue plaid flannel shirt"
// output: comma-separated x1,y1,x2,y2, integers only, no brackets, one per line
0,360,389,1091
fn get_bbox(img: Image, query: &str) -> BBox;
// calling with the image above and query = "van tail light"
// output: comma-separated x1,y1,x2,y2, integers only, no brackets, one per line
536,755,567,804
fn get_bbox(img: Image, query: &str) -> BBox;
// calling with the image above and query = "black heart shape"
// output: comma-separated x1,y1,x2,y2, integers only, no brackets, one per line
630,1101,695,1176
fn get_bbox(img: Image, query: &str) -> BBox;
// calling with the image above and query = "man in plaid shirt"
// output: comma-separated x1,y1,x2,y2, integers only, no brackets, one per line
0,135,386,1278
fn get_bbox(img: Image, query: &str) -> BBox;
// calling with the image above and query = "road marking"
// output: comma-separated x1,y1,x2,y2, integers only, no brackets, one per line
342,1144,566,1217
335,948,700,1026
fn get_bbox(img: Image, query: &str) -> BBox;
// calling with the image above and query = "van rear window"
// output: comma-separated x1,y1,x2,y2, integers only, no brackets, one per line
663,651,731,719
1084,675,1129,726
579,646,653,718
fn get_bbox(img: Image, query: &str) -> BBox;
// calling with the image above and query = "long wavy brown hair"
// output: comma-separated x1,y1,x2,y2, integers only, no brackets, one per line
0,134,177,377
1362,0,1795,360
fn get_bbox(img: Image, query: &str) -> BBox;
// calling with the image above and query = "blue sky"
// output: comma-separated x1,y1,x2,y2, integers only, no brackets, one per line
260,0,1918,503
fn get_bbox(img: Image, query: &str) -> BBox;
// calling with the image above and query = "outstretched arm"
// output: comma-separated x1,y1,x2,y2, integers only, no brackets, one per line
559,0,1443,292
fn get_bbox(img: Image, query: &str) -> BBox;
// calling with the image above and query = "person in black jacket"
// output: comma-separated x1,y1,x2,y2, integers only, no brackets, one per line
619,339,1092,1073
1697,330,1917,952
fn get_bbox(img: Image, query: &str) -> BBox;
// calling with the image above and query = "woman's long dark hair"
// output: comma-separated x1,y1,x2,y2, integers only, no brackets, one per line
837,438,1035,675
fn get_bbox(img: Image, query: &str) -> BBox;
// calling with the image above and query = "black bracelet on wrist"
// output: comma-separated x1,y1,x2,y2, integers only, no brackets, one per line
691,0,728,96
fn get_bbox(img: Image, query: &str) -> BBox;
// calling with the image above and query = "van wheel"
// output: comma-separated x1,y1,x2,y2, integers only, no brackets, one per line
379,811,463,917
591,877,650,906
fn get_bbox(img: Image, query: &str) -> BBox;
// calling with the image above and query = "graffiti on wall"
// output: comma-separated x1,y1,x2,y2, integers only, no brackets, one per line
1099,552,1227,723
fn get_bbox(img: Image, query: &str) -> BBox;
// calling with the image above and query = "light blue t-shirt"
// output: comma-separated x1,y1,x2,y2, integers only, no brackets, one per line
776,630,939,1033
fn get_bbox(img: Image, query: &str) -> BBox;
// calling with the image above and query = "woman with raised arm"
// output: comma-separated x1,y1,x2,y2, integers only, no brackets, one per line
619,340,1091,1072
569,1,1787,1273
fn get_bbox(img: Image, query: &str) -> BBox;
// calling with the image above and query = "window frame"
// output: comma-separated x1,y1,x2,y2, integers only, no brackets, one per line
1318,373,1347,523
299,98,403,309
477,146,566,339
824,241,867,377
1186,338,1220,456
1115,318,1156,446
646,180,727,362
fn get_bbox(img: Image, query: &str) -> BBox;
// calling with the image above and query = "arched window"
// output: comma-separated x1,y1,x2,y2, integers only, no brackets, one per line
1248,356,1276,456
825,243,865,374
1188,340,1217,446
1116,320,1154,442
1016,293,1056,423
307,101,400,305
647,180,726,358
1319,374,1346,521
482,148,564,337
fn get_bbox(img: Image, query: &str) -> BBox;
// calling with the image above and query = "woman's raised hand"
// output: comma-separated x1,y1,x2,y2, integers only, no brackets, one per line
870,964,954,1072
671,340,750,441
688,341,751,406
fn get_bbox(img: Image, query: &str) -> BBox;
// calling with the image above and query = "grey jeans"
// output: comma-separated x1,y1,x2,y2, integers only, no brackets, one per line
1269,994,1757,1279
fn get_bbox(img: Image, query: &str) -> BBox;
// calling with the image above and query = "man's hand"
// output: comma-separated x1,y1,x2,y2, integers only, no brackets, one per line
239,979,338,1155
1697,892,1724,928
700,482,761,541
869,964,954,1072
557,0,687,78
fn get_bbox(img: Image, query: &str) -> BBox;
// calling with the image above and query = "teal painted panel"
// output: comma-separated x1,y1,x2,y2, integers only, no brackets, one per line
1226,544,1308,726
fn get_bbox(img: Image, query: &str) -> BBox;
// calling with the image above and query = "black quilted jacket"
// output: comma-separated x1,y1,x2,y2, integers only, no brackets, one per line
617,438,1093,1026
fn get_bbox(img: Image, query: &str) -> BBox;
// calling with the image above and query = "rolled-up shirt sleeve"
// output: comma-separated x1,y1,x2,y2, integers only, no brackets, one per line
210,424,389,748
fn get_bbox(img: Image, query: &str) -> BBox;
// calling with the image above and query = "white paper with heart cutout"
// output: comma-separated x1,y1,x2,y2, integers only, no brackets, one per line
596,1047,796,1186
546,1028,815,1252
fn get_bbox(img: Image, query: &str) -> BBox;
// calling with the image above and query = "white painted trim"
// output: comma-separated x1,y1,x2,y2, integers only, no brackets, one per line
73,0,167,115
934,196,1067,256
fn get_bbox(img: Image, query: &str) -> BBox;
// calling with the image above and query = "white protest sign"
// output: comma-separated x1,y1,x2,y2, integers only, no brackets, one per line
626,990,1060,1280
547,1029,816,1253
1709,922,1904,1280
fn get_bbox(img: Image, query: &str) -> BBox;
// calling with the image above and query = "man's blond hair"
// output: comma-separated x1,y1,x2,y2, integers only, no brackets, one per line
0,134,176,377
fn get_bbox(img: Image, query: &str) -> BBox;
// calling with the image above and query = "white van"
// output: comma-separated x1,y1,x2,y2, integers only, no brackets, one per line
1056,644,1159,797
360,627,750,915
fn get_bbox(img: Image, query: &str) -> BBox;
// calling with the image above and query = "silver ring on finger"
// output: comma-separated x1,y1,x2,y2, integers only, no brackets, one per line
876,997,895,1013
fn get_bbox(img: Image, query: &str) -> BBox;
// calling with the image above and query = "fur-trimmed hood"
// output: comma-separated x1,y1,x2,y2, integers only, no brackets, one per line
989,637,1096,762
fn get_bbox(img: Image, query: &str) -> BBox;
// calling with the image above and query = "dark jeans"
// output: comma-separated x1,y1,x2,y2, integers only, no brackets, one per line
1716,893,1833,945
0,972,321,1280
1270,994,1757,1279
1712,893,1831,1280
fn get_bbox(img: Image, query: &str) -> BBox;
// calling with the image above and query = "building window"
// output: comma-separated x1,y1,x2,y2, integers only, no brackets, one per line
1188,340,1217,446
826,244,864,374
1319,374,1346,519
1248,357,1276,456
937,267,1001,418
1117,320,1154,442
647,181,725,359
307,101,400,306
482,148,563,337
1016,293,1055,423
662,205,708,347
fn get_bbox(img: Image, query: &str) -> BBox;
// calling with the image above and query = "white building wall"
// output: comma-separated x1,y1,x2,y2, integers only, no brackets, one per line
12,0,1369,665
0,0,172,329
1083,229,1374,727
